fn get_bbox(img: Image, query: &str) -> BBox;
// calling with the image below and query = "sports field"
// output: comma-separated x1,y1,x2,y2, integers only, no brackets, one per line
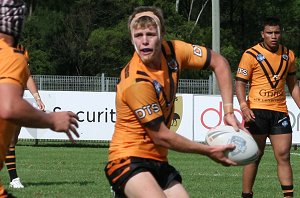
1,141,299,198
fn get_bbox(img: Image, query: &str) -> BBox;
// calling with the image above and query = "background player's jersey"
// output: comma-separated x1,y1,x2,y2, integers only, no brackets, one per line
0,40,29,170
236,43,296,113
108,40,211,162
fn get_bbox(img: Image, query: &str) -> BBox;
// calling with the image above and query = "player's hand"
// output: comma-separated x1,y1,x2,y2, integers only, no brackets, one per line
207,144,237,166
49,111,79,143
241,107,255,123
36,99,45,111
223,112,246,132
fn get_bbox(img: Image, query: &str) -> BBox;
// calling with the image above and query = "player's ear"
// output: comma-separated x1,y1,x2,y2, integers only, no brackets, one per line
260,31,264,39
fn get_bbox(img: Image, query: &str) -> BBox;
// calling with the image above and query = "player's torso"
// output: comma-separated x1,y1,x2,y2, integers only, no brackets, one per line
245,44,292,112
109,52,179,162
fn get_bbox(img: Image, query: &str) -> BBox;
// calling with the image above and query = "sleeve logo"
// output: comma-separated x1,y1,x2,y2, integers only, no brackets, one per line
237,67,248,76
192,45,202,57
135,103,161,119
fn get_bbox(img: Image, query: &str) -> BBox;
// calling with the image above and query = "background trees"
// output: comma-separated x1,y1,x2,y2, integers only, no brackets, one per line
22,0,300,78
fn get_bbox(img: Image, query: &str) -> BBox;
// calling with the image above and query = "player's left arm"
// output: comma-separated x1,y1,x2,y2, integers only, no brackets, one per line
209,50,243,131
286,73,300,109
27,75,45,111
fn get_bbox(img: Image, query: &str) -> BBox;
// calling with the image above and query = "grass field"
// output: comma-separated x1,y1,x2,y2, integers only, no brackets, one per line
0,141,299,198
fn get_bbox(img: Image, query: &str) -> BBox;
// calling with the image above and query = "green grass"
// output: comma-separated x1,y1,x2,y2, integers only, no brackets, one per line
1,141,299,198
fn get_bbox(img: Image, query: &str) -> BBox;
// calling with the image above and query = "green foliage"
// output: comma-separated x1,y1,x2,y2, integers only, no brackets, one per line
19,0,300,77
84,21,132,76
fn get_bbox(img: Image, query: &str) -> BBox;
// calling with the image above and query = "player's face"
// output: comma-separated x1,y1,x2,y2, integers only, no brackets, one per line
132,25,161,68
261,25,281,52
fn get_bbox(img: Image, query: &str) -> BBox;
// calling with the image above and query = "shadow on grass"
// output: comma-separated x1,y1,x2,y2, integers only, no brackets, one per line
17,139,109,148
23,180,95,187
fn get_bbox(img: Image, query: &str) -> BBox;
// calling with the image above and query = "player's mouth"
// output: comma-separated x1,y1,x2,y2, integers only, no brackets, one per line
140,48,153,54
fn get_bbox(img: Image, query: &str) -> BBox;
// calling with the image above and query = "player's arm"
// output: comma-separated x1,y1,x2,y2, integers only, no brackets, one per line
145,122,237,166
0,83,79,142
208,50,242,130
26,75,45,111
286,73,300,109
125,82,236,166
235,79,254,122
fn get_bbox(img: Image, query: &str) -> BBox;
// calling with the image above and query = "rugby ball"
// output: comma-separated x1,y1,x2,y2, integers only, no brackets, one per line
205,125,259,165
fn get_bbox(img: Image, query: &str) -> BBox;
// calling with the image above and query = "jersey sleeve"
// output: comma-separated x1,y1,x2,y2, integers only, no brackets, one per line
0,52,29,88
287,50,296,75
172,40,211,70
123,81,164,127
235,52,253,82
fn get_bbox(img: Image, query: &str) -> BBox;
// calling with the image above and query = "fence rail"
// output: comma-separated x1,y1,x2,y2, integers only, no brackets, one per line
32,74,296,95
32,74,214,94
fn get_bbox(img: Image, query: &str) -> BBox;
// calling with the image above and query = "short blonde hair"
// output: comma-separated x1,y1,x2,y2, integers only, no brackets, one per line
128,6,165,36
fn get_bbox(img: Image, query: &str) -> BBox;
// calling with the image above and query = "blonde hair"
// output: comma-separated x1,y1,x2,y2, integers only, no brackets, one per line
128,6,165,37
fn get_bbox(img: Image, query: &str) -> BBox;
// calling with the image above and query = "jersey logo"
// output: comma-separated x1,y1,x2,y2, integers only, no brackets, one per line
152,80,161,95
282,54,289,61
256,54,265,62
192,45,202,57
134,103,161,119
237,67,248,76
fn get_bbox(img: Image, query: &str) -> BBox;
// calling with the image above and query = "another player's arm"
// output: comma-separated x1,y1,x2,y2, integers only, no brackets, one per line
286,73,300,109
26,75,45,111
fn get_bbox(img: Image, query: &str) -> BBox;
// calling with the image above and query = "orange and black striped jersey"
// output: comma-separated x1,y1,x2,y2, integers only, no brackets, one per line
16,44,29,61
108,40,211,162
0,39,29,171
236,43,296,112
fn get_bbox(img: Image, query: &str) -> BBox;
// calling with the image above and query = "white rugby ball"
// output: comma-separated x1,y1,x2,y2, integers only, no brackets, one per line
205,125,259,165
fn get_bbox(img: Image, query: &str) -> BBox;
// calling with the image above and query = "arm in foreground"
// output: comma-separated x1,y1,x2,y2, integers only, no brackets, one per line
0,83,79,143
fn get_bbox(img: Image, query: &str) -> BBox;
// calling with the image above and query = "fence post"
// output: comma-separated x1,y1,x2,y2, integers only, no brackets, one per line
40,75,43,90
208,75,212,95
101,73,105,92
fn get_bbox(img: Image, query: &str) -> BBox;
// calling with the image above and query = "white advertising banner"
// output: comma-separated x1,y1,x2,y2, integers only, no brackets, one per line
20,91,300,144
193,95,300,143
21,91,117,141
20,92,194,141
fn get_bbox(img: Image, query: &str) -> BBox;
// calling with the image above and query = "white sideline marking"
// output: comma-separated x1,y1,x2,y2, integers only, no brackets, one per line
291,152,300,156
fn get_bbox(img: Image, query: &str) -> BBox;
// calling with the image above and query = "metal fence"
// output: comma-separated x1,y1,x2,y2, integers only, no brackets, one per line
32,74,214,94
32,74,297,95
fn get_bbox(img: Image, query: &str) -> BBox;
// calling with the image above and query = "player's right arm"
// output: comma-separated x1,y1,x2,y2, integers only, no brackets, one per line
145,121,237,166
124,81,236,166
0,83,79,143
235,53,255,122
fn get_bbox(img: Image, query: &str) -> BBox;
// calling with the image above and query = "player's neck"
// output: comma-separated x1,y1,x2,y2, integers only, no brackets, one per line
261,42,278,53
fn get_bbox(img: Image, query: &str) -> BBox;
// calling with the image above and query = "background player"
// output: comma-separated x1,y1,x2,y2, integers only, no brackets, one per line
235,17,300,198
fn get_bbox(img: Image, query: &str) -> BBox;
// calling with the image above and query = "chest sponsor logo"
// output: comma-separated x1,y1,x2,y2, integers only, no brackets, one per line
135,103,160,119
259,89,284,97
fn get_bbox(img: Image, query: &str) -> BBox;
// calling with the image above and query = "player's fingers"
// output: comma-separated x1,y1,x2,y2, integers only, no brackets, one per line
69,124,80,138
222,158,237,166
66,130,76,144
70,117,78,128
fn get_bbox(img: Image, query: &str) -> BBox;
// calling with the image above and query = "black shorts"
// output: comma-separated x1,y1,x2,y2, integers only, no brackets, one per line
245,109,292,135
104,157,182,198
